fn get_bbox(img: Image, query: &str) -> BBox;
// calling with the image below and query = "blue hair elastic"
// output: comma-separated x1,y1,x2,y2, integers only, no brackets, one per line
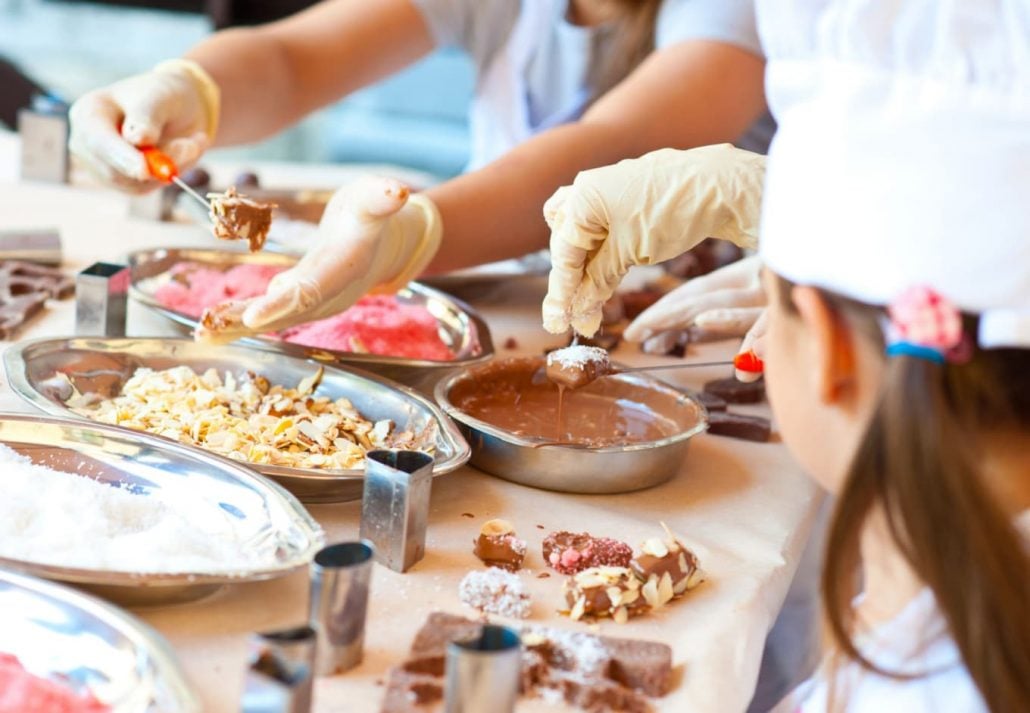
885,341,946,364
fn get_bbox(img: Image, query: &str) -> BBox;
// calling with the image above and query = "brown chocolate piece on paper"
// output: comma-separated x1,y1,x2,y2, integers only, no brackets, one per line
381,612,673,713
619,289,664,320
706,411,772,442
703,376,766,404
0,261,74,339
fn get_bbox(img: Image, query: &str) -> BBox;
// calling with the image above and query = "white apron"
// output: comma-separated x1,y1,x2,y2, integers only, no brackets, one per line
466,0,592,172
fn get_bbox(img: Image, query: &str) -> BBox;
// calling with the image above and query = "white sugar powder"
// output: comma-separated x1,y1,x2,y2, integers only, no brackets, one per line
547,345,610,369
0,444,264,574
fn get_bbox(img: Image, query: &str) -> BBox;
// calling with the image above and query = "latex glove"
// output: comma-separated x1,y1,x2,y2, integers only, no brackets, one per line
624,255,765,342
196,176,442,343
542,144,766,337
69,59,219,192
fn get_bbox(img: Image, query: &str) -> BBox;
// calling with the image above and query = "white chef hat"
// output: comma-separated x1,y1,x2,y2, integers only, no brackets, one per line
757,1,1030,349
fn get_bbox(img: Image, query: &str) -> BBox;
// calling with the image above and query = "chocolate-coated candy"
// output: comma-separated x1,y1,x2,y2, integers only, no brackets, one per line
630,532,704,600
562,566,648,624
472,519,526,571
234,170,260,188
543,531,632,575
706,411,771,442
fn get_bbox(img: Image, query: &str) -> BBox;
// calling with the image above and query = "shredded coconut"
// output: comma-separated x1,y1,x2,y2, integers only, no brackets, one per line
458,568,531,619
546,345,610,369
0,444,266,574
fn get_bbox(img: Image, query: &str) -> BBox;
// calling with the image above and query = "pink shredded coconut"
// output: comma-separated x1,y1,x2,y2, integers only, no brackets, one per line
0,653,110,713
153,263,455,361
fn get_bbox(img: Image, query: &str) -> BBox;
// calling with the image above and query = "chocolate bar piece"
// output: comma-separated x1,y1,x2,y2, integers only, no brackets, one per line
381,612,673,713
706,411,772,442
543,531,633,575
472,519,526,571
703,376,765,404
695,390,727,412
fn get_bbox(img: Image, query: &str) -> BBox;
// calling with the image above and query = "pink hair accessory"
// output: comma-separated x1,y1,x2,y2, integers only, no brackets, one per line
886,286,970,364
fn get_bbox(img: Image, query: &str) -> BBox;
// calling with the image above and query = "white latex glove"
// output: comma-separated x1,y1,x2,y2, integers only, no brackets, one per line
542,144,766,337
624,255,765,342
196,176,442,343
69,59,219,192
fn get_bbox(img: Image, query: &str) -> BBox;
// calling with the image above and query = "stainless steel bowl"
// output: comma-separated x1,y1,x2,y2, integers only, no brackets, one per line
5,337,471,503
435,358,708,494
0,414,323,606
0,568,199,711
128,247,494,393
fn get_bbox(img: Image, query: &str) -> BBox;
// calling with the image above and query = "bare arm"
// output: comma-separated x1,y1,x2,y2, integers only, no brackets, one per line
424,40,767,273
186,0,434,145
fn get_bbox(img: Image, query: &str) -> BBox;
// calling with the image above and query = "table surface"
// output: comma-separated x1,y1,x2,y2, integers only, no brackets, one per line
1,134,822,713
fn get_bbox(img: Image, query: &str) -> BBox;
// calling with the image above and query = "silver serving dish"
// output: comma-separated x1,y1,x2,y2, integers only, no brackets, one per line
0,568,198,711
435,358,708,494
127,247,494,393
0,414,323,606
5,337,471,503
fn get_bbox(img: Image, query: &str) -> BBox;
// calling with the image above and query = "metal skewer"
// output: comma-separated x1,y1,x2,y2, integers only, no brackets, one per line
140,146,236,235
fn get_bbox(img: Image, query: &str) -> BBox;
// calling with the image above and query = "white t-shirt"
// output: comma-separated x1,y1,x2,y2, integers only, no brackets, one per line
412,0,775,156
773,588,987,713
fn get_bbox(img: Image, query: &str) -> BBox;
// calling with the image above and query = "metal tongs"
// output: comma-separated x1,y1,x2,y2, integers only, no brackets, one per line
616,350,764,376
141,146,234,235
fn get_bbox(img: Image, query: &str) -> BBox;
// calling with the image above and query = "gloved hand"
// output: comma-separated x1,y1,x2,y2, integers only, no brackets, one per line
196,176,442,343
69,59,219,192
626,256,769,382
624,255,765,342
542,144,766,337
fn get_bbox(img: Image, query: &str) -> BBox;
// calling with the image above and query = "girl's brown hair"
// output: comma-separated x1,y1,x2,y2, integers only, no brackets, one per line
773,276,1030,712
586,0,663,99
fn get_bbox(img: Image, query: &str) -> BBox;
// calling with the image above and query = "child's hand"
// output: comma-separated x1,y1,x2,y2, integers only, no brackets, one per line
541,144,766,337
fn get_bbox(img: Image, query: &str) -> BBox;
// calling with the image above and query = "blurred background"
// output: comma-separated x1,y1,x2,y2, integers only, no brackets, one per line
0,0,475,179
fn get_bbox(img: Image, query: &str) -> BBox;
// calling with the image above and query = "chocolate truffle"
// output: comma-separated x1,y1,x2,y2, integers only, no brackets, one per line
706,411,772,442
545,345,612,389
472,519,526,571
629,524,705,602
458,568,531,619
543,531,633,575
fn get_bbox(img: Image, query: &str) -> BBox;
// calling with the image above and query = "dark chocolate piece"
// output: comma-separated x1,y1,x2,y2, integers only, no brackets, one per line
695,391,727,412
543,531,633,575
179,166,211,190
0,261,74,339
502,336,518,349
567,331,621,352
706,411,772,442
234,170,261,188
703,376,765,404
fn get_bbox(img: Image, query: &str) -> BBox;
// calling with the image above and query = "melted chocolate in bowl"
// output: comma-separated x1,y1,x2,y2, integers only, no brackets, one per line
448,357,698,447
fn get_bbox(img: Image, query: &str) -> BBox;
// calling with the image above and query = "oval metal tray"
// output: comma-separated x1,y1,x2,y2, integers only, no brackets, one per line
5,338,471,503
0,414,324,606
128,247,494,394
0,568,198,711
435,357,708,494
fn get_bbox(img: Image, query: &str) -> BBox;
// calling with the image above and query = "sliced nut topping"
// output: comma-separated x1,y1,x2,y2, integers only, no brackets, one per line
613,606,629,624
657,571,675,606
641,537,669,559
642,577,660,609
570,596,586,621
